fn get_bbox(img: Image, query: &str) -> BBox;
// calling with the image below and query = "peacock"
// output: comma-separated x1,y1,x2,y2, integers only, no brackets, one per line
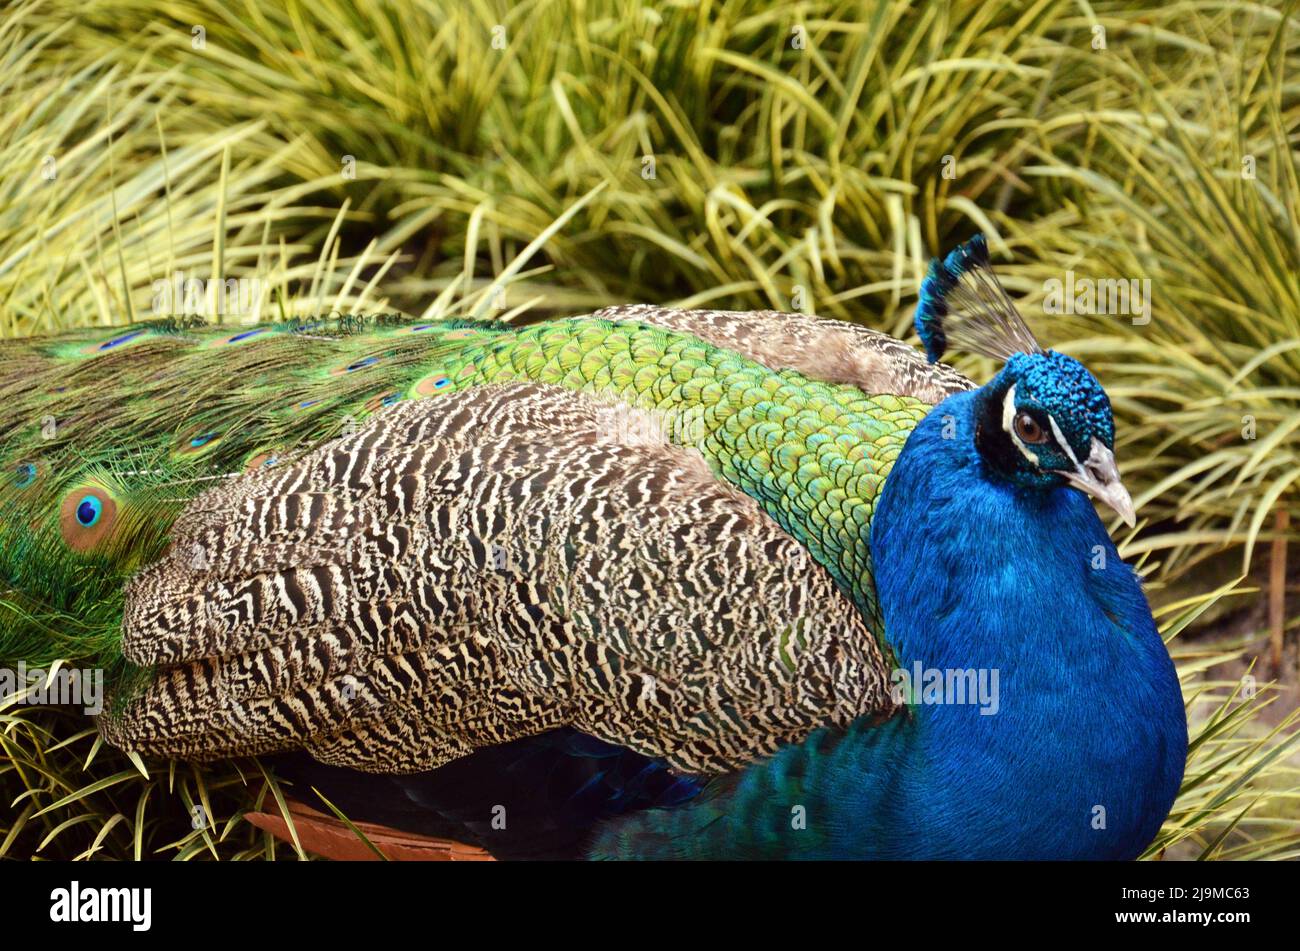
0,235,1186,860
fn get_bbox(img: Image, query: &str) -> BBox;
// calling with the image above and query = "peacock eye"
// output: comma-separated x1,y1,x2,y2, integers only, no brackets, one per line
75,495,103,527
1013,412,1048,445
59,486,118,553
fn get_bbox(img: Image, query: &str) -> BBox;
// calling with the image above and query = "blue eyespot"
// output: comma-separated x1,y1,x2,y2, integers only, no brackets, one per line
415,374,452,397
98,330,145,351
346,356,379,372
190,432,216,448
76,495,102,528
14,463,36,488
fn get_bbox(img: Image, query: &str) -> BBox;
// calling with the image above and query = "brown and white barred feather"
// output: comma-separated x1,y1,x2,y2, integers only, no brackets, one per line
590,304,974,404
101,383,897,775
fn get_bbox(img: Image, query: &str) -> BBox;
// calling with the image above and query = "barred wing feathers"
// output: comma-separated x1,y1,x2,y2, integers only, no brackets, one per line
103,383,898,776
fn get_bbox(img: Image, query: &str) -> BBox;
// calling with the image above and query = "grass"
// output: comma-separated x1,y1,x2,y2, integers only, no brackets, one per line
0,0,1297,859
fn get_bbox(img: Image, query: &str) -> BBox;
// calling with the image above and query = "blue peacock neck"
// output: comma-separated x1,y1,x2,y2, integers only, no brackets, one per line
589,389,1186,860
857,389,1187,858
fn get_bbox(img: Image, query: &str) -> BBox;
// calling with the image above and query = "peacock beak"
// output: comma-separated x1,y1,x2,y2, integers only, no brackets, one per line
1059,438,1136,528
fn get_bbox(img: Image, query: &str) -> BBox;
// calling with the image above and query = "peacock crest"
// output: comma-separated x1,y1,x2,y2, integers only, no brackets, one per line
914,234,1043,363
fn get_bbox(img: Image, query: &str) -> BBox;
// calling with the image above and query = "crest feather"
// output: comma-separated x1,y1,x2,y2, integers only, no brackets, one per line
914,234,1042,363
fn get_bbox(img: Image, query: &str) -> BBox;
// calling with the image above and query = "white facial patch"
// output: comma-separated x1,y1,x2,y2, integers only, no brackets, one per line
1047,414,1080,469
1001,384,1040,466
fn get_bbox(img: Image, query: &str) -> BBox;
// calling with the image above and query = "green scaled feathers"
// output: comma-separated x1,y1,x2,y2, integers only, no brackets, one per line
415,320,929,621
0,316,930,700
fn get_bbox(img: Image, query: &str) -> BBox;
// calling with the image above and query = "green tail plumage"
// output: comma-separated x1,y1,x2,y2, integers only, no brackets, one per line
0,314,929,704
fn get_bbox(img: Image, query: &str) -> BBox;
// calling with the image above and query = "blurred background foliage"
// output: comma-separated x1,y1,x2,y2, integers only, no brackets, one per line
0,0,1297,859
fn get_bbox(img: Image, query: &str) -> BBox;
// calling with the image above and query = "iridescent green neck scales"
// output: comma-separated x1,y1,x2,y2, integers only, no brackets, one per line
1,316,929,654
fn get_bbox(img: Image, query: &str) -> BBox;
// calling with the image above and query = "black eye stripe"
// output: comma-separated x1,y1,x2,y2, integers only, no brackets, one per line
977,386,1074,475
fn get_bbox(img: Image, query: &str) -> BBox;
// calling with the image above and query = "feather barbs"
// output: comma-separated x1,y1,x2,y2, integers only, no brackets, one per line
914,234,1042,365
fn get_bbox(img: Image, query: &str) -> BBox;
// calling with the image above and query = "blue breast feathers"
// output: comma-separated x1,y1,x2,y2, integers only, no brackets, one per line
866,390,1186,858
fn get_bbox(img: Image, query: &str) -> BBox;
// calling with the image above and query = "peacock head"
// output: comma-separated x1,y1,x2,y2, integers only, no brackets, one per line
973,350,1133,526
915,233,1135,527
